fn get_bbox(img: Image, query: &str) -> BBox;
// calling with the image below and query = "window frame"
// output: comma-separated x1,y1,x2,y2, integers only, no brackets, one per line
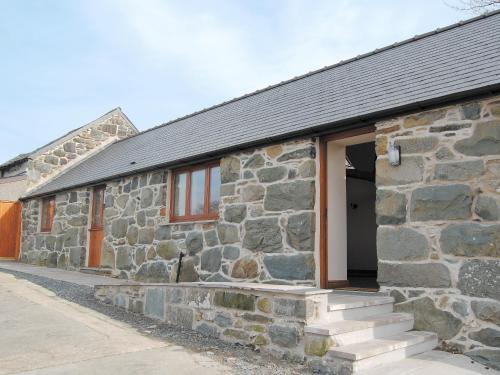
169,161,220,223
40,196,56,233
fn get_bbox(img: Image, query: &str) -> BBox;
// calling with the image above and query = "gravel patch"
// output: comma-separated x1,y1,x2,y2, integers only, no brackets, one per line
0,268,317,375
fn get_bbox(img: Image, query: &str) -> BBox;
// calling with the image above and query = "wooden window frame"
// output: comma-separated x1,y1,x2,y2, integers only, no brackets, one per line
40,196,56,233
169,162,220,223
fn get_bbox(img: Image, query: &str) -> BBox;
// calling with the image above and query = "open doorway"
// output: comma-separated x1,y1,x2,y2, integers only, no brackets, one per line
345,142,377,290
321,129,378,291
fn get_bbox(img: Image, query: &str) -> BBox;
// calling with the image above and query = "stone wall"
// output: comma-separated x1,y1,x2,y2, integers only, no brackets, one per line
21,188,91,268
95,282,330,360
26,111,136,189
102,138,317,285
20,137,317,283
375,95,500,361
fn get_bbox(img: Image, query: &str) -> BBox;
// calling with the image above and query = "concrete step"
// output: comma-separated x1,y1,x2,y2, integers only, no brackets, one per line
305,313,414,346
327,331,438,373
79,267,114,277
327,293,394,321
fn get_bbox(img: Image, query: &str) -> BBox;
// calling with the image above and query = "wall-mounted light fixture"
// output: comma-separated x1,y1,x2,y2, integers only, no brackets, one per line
388,139,401,166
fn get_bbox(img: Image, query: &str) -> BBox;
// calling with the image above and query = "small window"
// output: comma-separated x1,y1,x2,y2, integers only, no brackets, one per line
170,163,220,222
40,196,55,232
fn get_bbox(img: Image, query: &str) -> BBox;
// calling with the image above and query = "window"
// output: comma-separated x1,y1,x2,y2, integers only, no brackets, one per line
40,196,55,232
170,163,220,222
91,185,105,228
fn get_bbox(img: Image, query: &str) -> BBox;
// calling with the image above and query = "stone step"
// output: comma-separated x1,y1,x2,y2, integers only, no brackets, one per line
305,313,414,346
327,331,438,373
79,267,114,277
327,293,394,321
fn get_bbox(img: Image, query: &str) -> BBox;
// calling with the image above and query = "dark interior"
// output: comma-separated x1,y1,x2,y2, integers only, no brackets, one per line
345,141,378,290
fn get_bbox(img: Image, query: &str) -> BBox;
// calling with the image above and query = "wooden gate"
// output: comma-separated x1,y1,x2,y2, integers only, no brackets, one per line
0,201,21,259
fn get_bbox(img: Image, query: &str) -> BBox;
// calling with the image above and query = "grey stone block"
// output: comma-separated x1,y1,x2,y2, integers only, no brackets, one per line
410,184,472,221
376,189,407,225
138,227,154,244
157,240,179,260
185,231,204,254
111,218,128,238
264,180,315,211
395,297,463,340
377,227,429,261
217,224,239,245
472,300,500,325
269,324,299,348
469,328,500,347
204,230,219,247
222,246,240,260
223,204,247,223
286,212,315,252
243,217,282,253
395,136,438,153
145,288,165,320
201,247,222,272
378,262,451,288
263,253,314,281
458,260,500,300
455,121,500,156
221,156,240,183
257,166,287,183
376,156,424,186
277,147,315,162
440,223,500,257
433,160,484,181
240,184,265,202
475,195,500,220
243,154,265,169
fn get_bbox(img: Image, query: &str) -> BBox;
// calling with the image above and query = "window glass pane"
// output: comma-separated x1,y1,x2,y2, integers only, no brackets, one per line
173,173,187,216
190,169,205,215
42,200,48,229
41,197,55,231
93,188,104,226
209,166,221,213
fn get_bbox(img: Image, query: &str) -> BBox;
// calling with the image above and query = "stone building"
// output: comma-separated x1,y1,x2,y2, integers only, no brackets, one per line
12,11,500,372
0,108,138,200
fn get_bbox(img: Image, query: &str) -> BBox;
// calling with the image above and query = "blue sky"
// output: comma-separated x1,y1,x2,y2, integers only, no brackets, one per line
0,0,483,162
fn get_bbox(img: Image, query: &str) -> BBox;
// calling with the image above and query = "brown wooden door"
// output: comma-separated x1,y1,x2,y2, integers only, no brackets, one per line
0,201,21,259
88,186,105,267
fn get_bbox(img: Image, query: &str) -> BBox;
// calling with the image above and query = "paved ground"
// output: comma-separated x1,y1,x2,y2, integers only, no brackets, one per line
0,272,233,375
0,261,497,375
0,261,134,286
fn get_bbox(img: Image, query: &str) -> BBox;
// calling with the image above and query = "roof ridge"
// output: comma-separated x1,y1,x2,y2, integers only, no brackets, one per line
112,8,500,144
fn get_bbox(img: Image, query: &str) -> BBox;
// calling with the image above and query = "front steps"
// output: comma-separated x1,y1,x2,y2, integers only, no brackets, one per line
306,292,437,373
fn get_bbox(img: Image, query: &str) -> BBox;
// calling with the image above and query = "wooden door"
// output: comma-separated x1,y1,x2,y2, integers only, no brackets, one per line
88,186,105,267
0,201,21,259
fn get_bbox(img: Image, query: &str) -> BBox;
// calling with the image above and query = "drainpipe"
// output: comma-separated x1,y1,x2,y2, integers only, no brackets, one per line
175,252,185,283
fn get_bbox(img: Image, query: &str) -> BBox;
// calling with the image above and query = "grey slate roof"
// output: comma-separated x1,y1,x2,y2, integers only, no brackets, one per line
0,153,31,170
26,11,500,198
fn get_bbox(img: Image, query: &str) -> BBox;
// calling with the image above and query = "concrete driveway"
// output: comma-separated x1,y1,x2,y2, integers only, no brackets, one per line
0,272,232,375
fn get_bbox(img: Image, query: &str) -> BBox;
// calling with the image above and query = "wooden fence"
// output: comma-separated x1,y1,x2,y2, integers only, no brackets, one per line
0,201,21,259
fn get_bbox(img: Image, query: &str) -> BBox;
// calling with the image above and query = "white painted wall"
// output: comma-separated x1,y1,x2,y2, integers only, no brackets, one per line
327,142,347,281
0,176,27,201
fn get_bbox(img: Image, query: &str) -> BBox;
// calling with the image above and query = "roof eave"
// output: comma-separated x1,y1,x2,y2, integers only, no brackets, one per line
21,83,500,201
